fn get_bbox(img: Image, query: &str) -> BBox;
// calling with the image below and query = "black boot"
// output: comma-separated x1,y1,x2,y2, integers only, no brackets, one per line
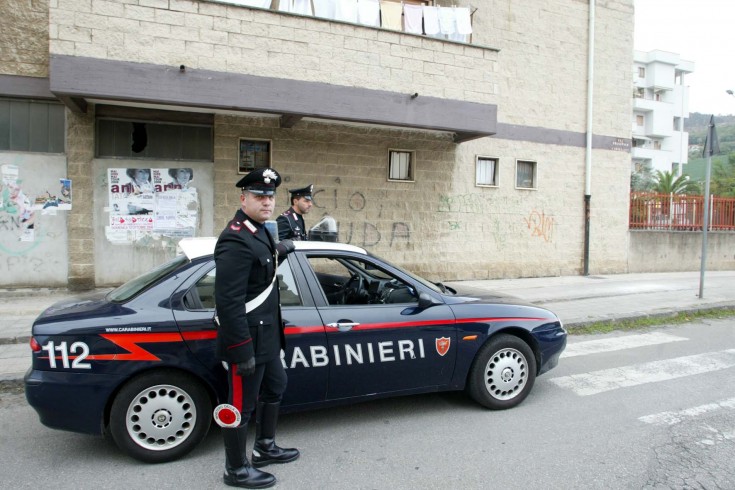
252,402,300,468
222,425,276,489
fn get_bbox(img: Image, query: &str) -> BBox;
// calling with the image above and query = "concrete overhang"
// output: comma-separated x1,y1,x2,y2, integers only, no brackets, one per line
49,55,496,143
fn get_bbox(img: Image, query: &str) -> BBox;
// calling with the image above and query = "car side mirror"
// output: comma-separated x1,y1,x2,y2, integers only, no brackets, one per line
418,292,440,309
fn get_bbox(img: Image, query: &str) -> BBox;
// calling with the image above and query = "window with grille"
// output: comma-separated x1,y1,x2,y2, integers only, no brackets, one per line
96,119,213,161
388,150,414,182
0,98,65,153
516,160,537,189
476,156,498,187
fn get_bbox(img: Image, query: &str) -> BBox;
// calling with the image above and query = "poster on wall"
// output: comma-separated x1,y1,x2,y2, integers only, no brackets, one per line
107,167,198,240
32,178,73,212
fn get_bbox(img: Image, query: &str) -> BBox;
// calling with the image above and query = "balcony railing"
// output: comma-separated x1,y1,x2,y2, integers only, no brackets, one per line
629,192,735,231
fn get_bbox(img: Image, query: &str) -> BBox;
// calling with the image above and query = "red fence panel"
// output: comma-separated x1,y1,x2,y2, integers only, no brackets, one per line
629,193,735,231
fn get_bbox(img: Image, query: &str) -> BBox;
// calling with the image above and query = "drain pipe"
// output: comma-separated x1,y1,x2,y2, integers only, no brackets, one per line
583,0,595,276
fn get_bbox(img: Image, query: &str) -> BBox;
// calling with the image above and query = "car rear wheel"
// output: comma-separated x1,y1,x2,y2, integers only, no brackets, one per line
109,370,212,463
467,334,537,410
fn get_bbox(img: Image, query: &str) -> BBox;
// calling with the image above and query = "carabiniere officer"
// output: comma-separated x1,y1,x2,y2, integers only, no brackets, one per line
214,167,298,489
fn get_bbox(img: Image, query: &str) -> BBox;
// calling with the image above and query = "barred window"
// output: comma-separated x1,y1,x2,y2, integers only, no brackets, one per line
0,98,65,153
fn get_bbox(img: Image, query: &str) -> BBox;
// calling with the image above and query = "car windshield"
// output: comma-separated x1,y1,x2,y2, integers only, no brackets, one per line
367,252,443,294
107,254,190,303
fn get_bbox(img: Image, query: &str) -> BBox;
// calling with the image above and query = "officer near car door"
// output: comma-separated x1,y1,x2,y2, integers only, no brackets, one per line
214,167,298,489
276,184,313,241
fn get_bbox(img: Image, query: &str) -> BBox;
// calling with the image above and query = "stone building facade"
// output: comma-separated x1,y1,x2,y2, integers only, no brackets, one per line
0,0,636,289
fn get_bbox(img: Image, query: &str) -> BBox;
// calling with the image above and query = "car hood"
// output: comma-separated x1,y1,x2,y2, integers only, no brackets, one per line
443,283,537,307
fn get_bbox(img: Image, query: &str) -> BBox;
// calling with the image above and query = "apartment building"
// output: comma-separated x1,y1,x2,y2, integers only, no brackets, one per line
0,0,634,288
632,49,695,176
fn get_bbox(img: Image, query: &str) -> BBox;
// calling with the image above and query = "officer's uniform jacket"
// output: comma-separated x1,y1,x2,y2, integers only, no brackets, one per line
214,209,285,365
276,207,307,241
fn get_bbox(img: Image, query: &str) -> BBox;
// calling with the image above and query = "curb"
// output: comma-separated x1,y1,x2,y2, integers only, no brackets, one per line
562,304,735,331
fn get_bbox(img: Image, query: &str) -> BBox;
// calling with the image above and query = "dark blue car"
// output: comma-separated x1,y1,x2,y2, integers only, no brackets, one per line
25,239,566,463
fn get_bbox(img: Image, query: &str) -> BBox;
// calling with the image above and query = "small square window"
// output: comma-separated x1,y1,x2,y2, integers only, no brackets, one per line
516,160,537,189
638,66,645,78
388,150,414,182
636,115,644,126
476,156,498,187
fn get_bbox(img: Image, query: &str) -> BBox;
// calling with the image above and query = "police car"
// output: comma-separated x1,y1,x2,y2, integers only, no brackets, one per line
25,238,567,463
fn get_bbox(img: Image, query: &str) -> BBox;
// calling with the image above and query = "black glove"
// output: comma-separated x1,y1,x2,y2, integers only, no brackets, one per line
276,239,295,256
235,357,255,377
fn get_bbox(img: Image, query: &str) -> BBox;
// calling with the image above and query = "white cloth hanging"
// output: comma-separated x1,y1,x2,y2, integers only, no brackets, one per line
277,0,292,13
422,6,440,35
357,0,380,26
380,0,403,30
313,0,337,19
227,0,272,8
403,4,423,34
292,0,314,15
455,7,472,35
438,6,457,35
335,0,358,23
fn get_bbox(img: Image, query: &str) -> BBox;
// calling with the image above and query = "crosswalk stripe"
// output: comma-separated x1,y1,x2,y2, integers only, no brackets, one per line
561,332,688,358
549,349,735,396
639,397,735,426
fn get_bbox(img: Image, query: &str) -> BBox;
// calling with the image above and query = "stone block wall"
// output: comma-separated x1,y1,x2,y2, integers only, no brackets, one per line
0,0,49,77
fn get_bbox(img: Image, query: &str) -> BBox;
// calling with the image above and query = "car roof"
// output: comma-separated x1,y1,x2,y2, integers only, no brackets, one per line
177,237,368,261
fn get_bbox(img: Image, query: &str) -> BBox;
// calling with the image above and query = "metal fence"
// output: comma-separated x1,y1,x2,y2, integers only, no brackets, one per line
629,192,735,231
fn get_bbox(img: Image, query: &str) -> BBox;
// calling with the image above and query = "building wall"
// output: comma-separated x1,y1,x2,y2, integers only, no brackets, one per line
629,231,735,272
2,0,643,286
0,0,49,77
0,152,68,287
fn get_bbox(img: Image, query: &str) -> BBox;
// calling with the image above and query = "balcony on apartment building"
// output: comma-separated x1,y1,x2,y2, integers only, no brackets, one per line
225,0,475,42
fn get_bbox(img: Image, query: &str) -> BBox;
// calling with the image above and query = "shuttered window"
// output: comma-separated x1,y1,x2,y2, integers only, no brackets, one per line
0,99,65,153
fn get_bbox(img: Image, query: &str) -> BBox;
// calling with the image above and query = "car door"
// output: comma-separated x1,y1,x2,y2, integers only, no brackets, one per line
297,252,457,401
172,256,329,407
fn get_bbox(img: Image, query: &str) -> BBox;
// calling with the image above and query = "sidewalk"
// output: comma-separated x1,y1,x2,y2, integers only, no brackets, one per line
2,270,735,386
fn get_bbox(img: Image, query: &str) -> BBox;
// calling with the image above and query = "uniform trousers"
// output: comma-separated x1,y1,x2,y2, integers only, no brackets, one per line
227,357,287,427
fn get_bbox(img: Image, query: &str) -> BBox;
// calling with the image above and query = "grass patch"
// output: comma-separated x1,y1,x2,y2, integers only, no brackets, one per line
568,308,735,335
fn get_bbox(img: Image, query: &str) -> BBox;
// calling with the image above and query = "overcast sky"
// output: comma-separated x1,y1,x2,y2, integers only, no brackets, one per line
634,0,735,115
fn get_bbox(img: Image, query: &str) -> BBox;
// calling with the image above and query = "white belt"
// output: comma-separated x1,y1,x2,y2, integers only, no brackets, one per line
245,274,277,313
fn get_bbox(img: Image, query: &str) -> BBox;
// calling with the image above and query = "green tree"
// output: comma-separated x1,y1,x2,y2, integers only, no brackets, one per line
652,170,701,195
709,154,735,197
631,161,655,191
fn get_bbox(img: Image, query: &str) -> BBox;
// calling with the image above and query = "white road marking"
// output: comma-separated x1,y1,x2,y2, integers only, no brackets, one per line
561,332,688,358
549,349,735,396
638,397,735,426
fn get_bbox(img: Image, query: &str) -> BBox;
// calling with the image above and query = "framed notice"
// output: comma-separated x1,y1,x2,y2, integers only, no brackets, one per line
238,139,271,174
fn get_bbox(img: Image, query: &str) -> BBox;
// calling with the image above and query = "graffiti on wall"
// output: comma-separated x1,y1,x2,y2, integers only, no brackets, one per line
311,186,411,248
1,162,72,256
523,209,555,242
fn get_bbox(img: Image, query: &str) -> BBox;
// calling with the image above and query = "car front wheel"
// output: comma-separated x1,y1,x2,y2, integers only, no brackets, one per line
467,334,537,410
109,370,212,463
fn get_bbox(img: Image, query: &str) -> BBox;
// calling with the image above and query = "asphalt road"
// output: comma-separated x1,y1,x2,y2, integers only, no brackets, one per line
1,319,733,489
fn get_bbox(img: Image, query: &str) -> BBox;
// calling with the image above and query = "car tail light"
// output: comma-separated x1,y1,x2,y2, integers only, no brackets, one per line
30,337,41,352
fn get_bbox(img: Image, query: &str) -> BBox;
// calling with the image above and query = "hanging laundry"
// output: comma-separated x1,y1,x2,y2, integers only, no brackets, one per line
228,0,272,8
438,6,457,36
335,0,358,23
357,0,380,26
455,7,472,35
277,0,292,12
293,0,314,15
313,0,337,19
403,4,423,34
422,5,440,36
380,0,403,31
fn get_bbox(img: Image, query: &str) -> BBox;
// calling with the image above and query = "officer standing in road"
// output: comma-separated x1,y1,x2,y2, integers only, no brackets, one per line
214,167,299,489
276,184,313,241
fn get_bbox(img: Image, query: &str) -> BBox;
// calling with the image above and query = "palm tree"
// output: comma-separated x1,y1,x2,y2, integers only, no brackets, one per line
652,170,701,195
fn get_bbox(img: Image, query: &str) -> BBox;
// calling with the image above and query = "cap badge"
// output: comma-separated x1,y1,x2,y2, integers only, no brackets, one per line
262,169,277,184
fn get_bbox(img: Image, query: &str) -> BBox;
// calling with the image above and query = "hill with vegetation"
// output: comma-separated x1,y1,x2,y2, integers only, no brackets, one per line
681,112,735,197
